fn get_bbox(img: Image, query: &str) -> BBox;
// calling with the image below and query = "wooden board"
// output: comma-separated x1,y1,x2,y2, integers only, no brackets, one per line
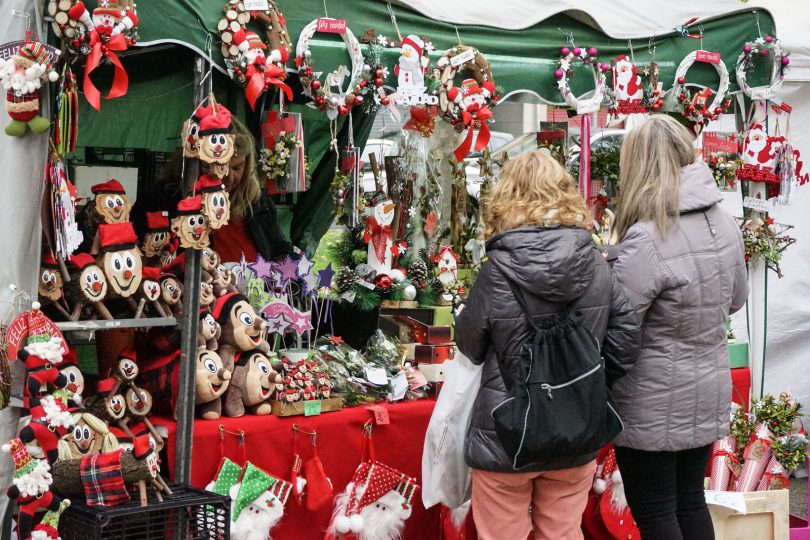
270,396,343,417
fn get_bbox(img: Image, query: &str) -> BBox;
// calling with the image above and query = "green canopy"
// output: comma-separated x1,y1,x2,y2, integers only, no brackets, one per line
67,1,775,253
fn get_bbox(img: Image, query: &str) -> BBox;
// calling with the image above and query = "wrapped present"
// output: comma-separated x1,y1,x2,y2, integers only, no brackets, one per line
735,423,773,492
757,454,790,491
710,435,740,490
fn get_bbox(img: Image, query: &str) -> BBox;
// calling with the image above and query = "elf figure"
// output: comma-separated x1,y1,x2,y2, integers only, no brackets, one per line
19,335,68,400
159,273,184,316
363,192,396,277
328,462,418,540
613,55,643,101
172,195,211,250
229,463,293,540
0,40,59,137
194,175,231,230
141,211,171,259
743,123,783,170
31,499,70,540
96,222,143,299
19,388,74,464
3,438,64,540
395,35,426,92
196,107,236,179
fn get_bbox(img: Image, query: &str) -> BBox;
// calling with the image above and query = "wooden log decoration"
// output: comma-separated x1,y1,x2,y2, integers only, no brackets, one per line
51,451,153,497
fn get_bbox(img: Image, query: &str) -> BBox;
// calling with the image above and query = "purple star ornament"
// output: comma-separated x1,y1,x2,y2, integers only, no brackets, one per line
248,254,274,280
277,256,299,283
317,263,335,289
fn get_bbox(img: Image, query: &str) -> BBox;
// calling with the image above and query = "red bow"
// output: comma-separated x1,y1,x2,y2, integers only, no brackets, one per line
84,31,129,111
591,194,610,222
743,432,772,460
711,446,740,464
404,106,437,137
454,104,493,162
364,217,392,263
245,63,293,110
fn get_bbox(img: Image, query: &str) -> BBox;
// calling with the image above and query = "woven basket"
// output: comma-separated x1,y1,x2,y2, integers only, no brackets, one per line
0,325,11,410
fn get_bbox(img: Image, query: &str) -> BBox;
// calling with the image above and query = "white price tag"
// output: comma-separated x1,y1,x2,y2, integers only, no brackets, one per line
243,0,270,10
365,366,389,386
450,49,476,67
743,196,769,213
705,490,748,514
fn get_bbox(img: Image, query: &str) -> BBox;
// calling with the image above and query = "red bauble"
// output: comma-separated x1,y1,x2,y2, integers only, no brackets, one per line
311,80,321,91
375,77,384,87
652,103,660,110
338,106,348,116
375,275,392,290
360,80,367,88
381,96,391,106
315,96,324,105
355,96,364,105
714,107,723,115
375,68,383,77
677,76,686,84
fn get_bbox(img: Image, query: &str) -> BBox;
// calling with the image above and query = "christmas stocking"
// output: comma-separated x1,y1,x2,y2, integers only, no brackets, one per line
229,462,291,540
291,428,333,512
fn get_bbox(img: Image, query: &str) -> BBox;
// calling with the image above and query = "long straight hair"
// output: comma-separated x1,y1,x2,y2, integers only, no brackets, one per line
614,115,696,240
228,117,261,218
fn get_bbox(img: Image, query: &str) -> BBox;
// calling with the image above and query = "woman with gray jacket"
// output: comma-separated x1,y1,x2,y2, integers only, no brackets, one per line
612,115,749,540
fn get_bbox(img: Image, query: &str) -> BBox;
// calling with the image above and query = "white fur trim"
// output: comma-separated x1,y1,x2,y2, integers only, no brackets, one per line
334,514,351,534
593,477,607,494
349,513,365,533
40,396,71,428
24,337,65,364
30,531,52,540
14,459,53,498
1,443,11,453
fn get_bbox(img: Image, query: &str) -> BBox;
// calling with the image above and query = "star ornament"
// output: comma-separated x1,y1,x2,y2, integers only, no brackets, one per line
302,273,321,296
277,256,299,283
297,255,315,278
290,310,314,336
317,263,335,290
248,254,274,280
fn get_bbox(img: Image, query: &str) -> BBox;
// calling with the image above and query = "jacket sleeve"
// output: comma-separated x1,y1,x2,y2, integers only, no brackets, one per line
613,226,666,323
455,261,493,365
603,272,641,385
730,226,749,314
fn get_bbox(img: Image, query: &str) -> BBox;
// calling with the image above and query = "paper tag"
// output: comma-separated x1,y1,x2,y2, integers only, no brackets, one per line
696,50,722,64
450,49,477,67
316,18,347,34
705,490,747,513
304,400,322,416
243,0,269,10
703,136,738,154
367,404,390,425
390,371,409,400
407,368,429,390
743,196,769,213
365,366,389,386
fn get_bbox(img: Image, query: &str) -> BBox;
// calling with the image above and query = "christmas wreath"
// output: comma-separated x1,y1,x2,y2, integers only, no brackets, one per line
735,35,789,101
435,46,500,161
555,45,609,115
671,51,731,128
217,0,292,109
295,19,366,120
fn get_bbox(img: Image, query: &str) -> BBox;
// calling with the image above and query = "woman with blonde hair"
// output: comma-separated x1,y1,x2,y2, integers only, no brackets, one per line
612,115,748,540
455,150,640,540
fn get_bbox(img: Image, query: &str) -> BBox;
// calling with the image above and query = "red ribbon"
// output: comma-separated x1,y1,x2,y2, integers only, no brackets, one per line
453,105,493,162
743,433,772,460
591,194,610,222
761,469,791,489
794,148,810,186
711,447,740,464
364,217,392,263
245,63,293,110
84,31,129,111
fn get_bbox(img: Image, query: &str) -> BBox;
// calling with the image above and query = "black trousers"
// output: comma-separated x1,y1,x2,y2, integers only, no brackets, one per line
614,444,714,540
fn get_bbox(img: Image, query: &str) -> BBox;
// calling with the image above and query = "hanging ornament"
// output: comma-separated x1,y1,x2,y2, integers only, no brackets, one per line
556,45,608,115
737,121,784,184
54,65,78,155
0,39,60,137
670,50,730,130
735,35,789,101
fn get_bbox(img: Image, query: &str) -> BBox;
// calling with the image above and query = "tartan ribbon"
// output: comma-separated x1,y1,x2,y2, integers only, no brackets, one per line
453,104,493,162
80,449,131,507
84,31,129,111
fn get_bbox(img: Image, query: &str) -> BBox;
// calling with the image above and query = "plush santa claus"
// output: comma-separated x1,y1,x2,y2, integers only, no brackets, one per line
395,35,426,92
613,55,643,101
0,40,59,136
743,122,783,170
228,463,293,540
447,78,495,112
19,388,74,464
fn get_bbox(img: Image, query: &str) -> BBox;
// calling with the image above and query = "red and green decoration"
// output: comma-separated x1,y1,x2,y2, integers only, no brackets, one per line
735,35,790,101
738,216,795,278
670,50,731,130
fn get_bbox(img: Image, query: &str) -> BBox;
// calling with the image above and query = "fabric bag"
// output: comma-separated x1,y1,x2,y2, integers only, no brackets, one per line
490,260,623,470
422,350,482,509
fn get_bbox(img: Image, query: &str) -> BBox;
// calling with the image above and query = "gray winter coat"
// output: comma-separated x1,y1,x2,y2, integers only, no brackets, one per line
456,226,641,472
612,162,749,451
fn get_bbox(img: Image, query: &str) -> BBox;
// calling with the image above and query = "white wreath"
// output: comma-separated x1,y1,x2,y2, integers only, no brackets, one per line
735,38,785,101
671,51,730,124
296,19,364,120
557,50,607,115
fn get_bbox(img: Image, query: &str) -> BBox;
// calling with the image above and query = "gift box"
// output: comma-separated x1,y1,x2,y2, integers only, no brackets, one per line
706,485,789,540
415,344,455,365
728,340,749,368
393,315,452,345
419,363,446,384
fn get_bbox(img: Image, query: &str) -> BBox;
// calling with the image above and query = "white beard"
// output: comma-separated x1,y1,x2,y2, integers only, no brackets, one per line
14,459,52,498
229,484,285,540
329,485,410,540
40,395,71,428
25,337,65,364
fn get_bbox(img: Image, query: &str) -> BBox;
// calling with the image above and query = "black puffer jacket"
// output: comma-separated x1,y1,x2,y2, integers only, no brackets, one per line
456,226,641,472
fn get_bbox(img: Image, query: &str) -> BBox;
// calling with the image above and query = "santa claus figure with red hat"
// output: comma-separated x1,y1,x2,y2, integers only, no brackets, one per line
613,55,643,102
19,388,74,464
231,29,292,110
0,39,59,136
31,499,70,540
18,335,68,402
743,122,783,171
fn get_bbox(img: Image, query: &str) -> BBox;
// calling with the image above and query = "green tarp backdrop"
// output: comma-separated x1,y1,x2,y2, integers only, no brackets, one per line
66,0,775,253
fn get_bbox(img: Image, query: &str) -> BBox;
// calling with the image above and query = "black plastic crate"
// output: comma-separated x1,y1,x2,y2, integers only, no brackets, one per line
59,483,230,540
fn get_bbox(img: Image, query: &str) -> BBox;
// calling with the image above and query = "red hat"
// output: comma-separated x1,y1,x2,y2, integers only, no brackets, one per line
117,348,137,362
159,272,178,283
98,222,138,252
198,108,233,136
145,211,170,232
401,34,424,57
176,195,204,216
68,253,97,271
163,251,186,276
60,347,78,367
192,103,214,123
91,179,126,195
142,267,161,281
97,377,116,393
133,434,152,460
193,175,226,194
42,253,59,269
212,292,245,324
93,0,122,18
109,426,132,444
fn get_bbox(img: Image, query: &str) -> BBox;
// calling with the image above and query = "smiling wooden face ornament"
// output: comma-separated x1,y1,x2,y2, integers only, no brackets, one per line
96,222,143,298
91,179,131,224
196,107,235,179
142,211,171,258
172,194,210,250
38,253,63,302
194,175,231,230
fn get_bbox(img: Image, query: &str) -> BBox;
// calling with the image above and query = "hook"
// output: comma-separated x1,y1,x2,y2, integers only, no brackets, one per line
557,28,575,47
363,419,373,436
293,424,318,446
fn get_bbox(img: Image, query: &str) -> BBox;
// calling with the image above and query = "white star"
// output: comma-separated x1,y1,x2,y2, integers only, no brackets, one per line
424,42,435,53
377,35,389,47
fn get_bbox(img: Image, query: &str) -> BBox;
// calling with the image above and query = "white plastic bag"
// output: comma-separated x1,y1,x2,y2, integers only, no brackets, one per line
421,350,482,509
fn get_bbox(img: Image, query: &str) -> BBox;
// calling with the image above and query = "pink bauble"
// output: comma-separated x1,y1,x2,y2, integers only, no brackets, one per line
572,47,582,57
588,47,598,57
743,44,753,54
765,35,774,43
782,56,790,66
561,47,570,56
554,69,564,80
600,63,611,73
761,49,769,56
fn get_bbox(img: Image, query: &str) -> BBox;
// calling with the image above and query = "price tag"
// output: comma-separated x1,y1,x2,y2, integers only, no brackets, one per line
365,366,389,386
696,50,722,64
304,400,322,416
243,0,269,10
316,18,347,34
407,368,429,390
389,371,409,401
743,196,769,213
705,490,747,513
367,404,390,425
450,49,477,67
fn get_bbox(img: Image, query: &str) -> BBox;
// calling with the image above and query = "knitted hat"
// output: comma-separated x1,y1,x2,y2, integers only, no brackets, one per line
41,253,59,269
17,41,52,69
232,462,280,520
193,175,226,194
31,499,70,540
91,179,126,195
68,253,96,271
98,222,138,252
366,190,391,208
176,195,204,216
2,439,37,479
142,266,161,281
212,292,246,324
93,0,122,18
234,29,266,53
400,35,424,57
460,78,483,97
198,108,233,136
145,211,170,232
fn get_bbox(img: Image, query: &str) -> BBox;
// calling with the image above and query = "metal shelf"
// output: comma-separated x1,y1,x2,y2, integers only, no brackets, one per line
55,317,177,333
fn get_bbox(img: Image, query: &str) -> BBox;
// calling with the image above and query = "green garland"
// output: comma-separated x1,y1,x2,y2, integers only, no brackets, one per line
730,404,753,460
751,393,803,439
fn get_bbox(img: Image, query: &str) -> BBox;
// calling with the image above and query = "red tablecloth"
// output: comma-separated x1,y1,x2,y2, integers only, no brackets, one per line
153,400,440,540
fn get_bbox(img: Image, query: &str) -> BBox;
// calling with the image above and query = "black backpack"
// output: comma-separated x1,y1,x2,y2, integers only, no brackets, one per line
490,260,623,470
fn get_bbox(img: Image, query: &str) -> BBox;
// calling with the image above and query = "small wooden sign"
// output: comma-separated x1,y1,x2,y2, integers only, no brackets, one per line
316,18,347,34
696,50,721,64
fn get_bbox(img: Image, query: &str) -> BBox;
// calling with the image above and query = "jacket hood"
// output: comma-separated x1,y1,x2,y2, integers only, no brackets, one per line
679,161,722,213
485,226,596,303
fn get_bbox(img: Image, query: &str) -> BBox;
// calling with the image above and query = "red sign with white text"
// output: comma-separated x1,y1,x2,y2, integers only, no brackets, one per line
316,18,347,34
696,50,721,64
703,136,738,154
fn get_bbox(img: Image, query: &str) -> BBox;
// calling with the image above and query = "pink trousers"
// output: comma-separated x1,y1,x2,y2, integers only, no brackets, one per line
471,460,596,540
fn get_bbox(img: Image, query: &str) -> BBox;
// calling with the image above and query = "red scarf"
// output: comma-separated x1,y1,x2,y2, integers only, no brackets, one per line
453,102,493,162
364,217,392,263
84,30,129,111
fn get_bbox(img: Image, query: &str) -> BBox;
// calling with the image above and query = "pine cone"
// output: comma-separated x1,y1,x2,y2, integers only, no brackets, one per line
408,259,429,286
335,267,357,294
429,276,445,293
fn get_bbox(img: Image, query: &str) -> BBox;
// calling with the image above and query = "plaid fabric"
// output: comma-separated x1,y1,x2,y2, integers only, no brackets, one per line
80,449,131,507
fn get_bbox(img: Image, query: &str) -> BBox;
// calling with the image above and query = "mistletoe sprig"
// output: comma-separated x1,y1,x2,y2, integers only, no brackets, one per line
771,432,810,471
259,131,302,190
738,217,796,277
730,403,753,460
752,393,803,438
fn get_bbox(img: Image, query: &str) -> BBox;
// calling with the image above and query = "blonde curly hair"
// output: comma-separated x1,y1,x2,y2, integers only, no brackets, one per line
484,150,591,239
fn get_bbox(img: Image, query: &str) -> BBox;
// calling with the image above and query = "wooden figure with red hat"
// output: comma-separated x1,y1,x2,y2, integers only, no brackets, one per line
159,272,184,316
56,409,120,460
81,179,131,253
141,211,171,260
19,388,74,464
198,309,221,352
132,433,173,504
182,101,213,159
223,349,281,417
212,293,271,373
0,39,59,137
119,386,165,454
194,175,231,229
96,222,143,301
172,195,211,250
135,266,169,318
2,438,64,540
64,252,113,320
196,106,236,179
105,348,143,397
59,348,84,405
83,377,127,425
37,253,71,320
196,349,231,419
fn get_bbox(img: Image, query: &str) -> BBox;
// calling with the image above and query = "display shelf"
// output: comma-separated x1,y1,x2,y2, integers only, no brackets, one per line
55,317,177,333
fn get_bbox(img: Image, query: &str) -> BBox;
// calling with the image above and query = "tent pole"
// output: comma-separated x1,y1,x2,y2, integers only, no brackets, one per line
747,181,767,401
174,56,206,485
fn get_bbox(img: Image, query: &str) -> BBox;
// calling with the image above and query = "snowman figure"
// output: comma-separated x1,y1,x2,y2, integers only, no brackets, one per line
743,123,782,170
395,35,426,93
432,246,459,288
362,192,396,277
613,55,643,102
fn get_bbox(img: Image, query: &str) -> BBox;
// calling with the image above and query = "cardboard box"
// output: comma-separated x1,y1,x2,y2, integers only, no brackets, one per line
270,397,343,417
728,340,749,369
418,363,446,383
415,344,455,364
706,485,789,540
392,316,451,344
